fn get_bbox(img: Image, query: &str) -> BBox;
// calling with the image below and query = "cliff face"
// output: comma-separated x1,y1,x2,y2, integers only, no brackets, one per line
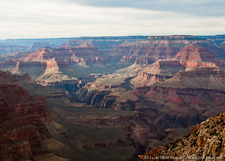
156,66,225,90
41,46,103,64
111,36,225,66
172,42,225,69
133,86,225,117
35,58,78,86
140,112,225,161
112,36,204,61
172,43,216,62
0,70,64,161
130,60,184,87
21,48,51,62
131,72,171,87
20,46,102,63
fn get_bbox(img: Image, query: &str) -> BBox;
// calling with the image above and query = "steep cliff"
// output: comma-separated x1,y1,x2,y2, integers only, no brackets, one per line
131,60,184,87
112,36,205,61
140,112,225,161
172,42,225,69
36,58,78,86
156,66,225,90
0,70,66,161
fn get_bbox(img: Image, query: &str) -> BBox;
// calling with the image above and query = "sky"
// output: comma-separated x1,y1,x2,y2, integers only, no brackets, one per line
0,0,225,39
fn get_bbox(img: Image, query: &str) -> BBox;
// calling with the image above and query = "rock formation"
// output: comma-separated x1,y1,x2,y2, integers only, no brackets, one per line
140,112,225,161
112,36,206,62
131,60,184,87
0,70,66,161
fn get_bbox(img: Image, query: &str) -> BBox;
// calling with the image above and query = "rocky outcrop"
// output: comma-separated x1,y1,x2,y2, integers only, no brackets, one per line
0,85,40,160
36,58,78,86
172,42,225,69
10,44,103,68
20,48,52,62
35,46,103,64
0,70,66,161
140,112,225,161
172,43,216,62
77,88,137,110
131,72,171,87
131,60,184,87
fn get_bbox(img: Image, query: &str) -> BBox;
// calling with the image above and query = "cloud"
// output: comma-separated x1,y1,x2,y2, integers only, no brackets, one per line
65,0,225,17
0,0,224,39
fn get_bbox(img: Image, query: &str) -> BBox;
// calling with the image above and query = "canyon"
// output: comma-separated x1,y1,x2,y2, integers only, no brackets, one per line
0,35,225,161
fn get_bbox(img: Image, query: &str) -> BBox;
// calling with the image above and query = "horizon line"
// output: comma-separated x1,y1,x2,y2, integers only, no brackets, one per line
1,34,225,41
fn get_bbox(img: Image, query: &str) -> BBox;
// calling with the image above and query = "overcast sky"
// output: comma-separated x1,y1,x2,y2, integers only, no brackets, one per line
0,0,225,39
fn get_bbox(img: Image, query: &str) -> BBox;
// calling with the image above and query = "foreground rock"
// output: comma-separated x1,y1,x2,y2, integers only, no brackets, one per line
140,112,225,161
0,70,66,161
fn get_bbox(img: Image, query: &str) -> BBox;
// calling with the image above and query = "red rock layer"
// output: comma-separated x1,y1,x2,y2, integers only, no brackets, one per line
131,72,171,87
113,46,180,61
21,48,51,62
136,86,225,112
0,71,53,160
173,43,216,62
112,36,203,61
171,43,225,69
23,46,101,61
